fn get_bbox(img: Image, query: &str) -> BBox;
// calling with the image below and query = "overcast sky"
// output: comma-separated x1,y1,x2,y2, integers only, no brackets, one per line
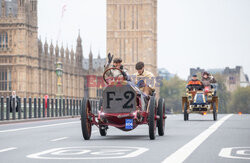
38,0,250,79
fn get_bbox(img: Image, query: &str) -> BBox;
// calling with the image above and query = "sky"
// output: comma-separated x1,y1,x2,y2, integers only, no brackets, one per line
38,0,250,79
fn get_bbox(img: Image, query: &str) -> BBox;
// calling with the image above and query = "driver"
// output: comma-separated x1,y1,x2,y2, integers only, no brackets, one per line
187,74,204,91
104,53,129,80
134,62,155,96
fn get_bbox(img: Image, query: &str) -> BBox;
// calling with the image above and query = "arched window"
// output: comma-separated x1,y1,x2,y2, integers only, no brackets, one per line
0,67,11,91
0,32,8,48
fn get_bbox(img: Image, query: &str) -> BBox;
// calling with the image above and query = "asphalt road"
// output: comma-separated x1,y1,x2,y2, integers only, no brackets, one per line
0,114,249,163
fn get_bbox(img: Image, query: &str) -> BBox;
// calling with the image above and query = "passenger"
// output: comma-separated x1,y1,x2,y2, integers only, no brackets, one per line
10,91,19,112
187,74,204,91
201,71,216,88
201,71,217,95
134,62,155,96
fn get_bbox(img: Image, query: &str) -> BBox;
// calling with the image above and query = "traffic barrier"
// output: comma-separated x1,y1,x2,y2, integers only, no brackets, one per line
47,99,50,117
24,98,27,119
51,99,54,117
12,97,16,120
18,97,21,119
63,99,66,116
38,98,41,118
29,98,32,118
43,98,45,117
34,98,37,118
1,97,4,120
0,97,100,121
6,97,9,120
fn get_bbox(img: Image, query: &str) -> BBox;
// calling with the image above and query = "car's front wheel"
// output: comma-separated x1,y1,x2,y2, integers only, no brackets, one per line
148,97,156,140
81,98,92,140
184,102,189,121
213,102,217,121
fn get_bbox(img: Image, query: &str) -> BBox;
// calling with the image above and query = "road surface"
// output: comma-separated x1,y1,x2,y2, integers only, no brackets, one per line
0,114,249,163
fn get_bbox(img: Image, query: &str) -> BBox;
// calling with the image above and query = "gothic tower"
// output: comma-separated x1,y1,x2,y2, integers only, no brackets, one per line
106,0,157,75
0,0,39,97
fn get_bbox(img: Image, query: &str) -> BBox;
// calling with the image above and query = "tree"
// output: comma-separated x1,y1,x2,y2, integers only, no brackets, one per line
213,74,231,113
229,86,250,113
160,75,186,113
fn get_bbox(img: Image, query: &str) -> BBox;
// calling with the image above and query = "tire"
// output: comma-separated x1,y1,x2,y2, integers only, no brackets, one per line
157,98,165,136
99,125,107,136
81,98,92,140
148,97,156,140
213,102,217,121
184,102,189,121
98,99,107,136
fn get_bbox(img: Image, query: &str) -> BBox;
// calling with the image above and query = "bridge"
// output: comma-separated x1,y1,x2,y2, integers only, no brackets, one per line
0,114,249,163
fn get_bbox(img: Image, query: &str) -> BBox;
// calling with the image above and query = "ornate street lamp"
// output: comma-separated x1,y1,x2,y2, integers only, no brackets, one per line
56,62,63,98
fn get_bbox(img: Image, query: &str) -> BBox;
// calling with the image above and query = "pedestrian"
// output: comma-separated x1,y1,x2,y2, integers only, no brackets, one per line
10,91,19,112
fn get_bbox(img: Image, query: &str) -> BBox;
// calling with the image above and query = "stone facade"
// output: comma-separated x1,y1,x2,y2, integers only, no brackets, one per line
106,0,157,76
0,0,105,99
0,0,39,98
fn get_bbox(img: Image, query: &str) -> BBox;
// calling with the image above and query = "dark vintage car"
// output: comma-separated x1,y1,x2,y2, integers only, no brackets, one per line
81,67,166,140
182,84,218,121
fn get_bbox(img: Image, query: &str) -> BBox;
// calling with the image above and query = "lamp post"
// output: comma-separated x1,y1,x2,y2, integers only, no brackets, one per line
56,62,63,98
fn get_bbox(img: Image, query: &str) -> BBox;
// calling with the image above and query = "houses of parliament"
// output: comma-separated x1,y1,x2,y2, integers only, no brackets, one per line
0,0,105,99
0,0,158,99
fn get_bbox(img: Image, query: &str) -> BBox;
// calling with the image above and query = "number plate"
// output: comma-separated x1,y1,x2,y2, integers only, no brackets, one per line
125,119,133,129
103,85,136,113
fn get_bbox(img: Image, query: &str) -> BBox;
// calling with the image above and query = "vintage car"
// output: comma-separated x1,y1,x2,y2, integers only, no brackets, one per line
182,84,218,121
81,67,166,140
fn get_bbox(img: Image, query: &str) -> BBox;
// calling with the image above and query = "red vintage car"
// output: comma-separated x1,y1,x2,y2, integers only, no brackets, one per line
81,67,166,140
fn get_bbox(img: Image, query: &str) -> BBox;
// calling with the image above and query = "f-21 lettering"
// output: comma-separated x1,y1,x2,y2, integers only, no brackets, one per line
106,91,135,109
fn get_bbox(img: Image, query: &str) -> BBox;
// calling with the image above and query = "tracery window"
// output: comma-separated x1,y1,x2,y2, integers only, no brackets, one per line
0,32,8,48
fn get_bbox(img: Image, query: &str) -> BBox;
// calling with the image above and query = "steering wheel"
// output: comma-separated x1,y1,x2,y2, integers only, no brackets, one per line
103,67,126,85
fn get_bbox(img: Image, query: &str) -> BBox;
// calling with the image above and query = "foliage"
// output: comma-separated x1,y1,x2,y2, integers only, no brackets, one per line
228,86,250,113
160,75,186,113
213,74,231,113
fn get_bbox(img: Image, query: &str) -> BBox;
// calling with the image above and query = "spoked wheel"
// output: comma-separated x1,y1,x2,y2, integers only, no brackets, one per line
157,98,165,136
148,97,156,140
184,102,189,121
213,102,217,121
81,98,92,140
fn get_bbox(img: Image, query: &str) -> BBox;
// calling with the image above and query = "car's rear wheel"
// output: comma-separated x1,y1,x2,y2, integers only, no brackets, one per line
148,97,156,140
99,125,107,136
157,98,165,136
213,102,217,121
184,102,189,121
81,98,92,140
98,99,107,136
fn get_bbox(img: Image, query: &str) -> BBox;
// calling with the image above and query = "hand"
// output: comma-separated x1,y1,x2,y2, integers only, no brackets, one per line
137,80,146,88
108,53,113,64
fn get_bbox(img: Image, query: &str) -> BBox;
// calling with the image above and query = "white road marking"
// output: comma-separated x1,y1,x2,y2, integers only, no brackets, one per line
219,147,250,160
0,121,79,133
162,114,233,163
27,146,148,159
51,137,68,142
0,147,17,153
